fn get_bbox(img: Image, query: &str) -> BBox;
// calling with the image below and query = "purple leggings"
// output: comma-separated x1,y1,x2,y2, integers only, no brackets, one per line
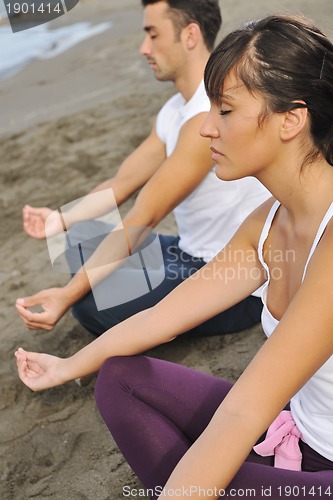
95,356,333,499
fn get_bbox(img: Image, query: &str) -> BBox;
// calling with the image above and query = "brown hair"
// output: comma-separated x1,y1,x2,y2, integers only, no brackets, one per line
205,15,333,165
141,0,222,51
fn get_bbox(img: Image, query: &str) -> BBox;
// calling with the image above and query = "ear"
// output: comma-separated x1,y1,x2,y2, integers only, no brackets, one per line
280,101,308,141
182,22,201,50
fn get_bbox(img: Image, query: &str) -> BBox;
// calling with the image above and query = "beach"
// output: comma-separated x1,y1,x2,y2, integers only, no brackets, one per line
0,0,332,498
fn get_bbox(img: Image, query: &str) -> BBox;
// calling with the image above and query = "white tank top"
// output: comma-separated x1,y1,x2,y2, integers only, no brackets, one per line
258,200,333,461
156,81,270,265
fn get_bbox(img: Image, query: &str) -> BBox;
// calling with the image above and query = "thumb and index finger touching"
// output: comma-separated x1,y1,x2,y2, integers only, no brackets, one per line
15,348,47,390
15,293,58,330
16,293,43,309
16,294,45,320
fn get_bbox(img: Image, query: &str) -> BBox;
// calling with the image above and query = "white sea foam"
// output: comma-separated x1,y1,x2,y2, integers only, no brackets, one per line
0,20,112,79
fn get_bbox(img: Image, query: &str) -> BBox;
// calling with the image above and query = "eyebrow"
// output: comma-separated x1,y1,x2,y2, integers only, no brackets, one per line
222,83,245,99
143,26,157,33
221,93,236,101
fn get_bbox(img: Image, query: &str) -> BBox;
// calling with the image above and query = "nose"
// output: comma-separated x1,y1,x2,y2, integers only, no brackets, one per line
140,34,151,57
200,108,219,139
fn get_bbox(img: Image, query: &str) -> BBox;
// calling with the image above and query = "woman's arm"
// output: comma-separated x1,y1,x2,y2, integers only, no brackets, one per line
15,201,271,391
158,219,333,499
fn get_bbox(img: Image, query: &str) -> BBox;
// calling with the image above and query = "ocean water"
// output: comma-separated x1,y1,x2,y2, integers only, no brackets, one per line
0,1,112,79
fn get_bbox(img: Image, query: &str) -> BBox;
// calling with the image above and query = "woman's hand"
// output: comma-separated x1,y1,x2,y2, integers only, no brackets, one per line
15,347,67,391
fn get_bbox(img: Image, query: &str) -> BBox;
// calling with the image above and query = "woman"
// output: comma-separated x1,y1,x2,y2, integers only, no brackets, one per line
16,15,333,499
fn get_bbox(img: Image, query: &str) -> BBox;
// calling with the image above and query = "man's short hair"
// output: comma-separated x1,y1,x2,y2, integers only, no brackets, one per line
141,0,222,51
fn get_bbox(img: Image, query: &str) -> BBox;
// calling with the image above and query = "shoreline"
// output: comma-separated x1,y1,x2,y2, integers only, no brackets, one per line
0,0,167,137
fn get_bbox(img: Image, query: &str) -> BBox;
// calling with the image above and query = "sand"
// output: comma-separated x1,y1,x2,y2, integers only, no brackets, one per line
0,0,332,498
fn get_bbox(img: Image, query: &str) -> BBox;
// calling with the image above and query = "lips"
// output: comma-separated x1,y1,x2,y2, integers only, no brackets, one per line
210,146,224,158
210,146,224,164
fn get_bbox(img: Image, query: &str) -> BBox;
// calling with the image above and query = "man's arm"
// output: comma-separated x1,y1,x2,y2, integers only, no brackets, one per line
17,113,214,330
22,121,167,239
64,121,168,225
129,112,214,225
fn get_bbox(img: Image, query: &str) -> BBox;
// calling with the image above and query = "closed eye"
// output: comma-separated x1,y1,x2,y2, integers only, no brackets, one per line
219,110,231,116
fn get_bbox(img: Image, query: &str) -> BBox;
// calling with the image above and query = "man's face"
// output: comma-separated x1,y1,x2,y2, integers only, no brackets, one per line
139,2,186,82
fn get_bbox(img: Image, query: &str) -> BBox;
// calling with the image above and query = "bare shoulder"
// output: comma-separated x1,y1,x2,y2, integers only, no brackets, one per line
239,195,276,247
248,195,276,222
177,112,209,142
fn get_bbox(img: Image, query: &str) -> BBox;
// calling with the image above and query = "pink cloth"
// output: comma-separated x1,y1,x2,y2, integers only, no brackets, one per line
253,410,303,471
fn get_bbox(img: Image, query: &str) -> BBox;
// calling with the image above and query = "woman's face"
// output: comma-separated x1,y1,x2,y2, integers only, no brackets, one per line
200,70,281,181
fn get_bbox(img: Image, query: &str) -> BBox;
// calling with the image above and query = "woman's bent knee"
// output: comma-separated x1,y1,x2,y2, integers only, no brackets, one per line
94,356,142,409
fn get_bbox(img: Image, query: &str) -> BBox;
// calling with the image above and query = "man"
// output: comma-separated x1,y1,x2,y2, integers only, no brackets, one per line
16,0,269,337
